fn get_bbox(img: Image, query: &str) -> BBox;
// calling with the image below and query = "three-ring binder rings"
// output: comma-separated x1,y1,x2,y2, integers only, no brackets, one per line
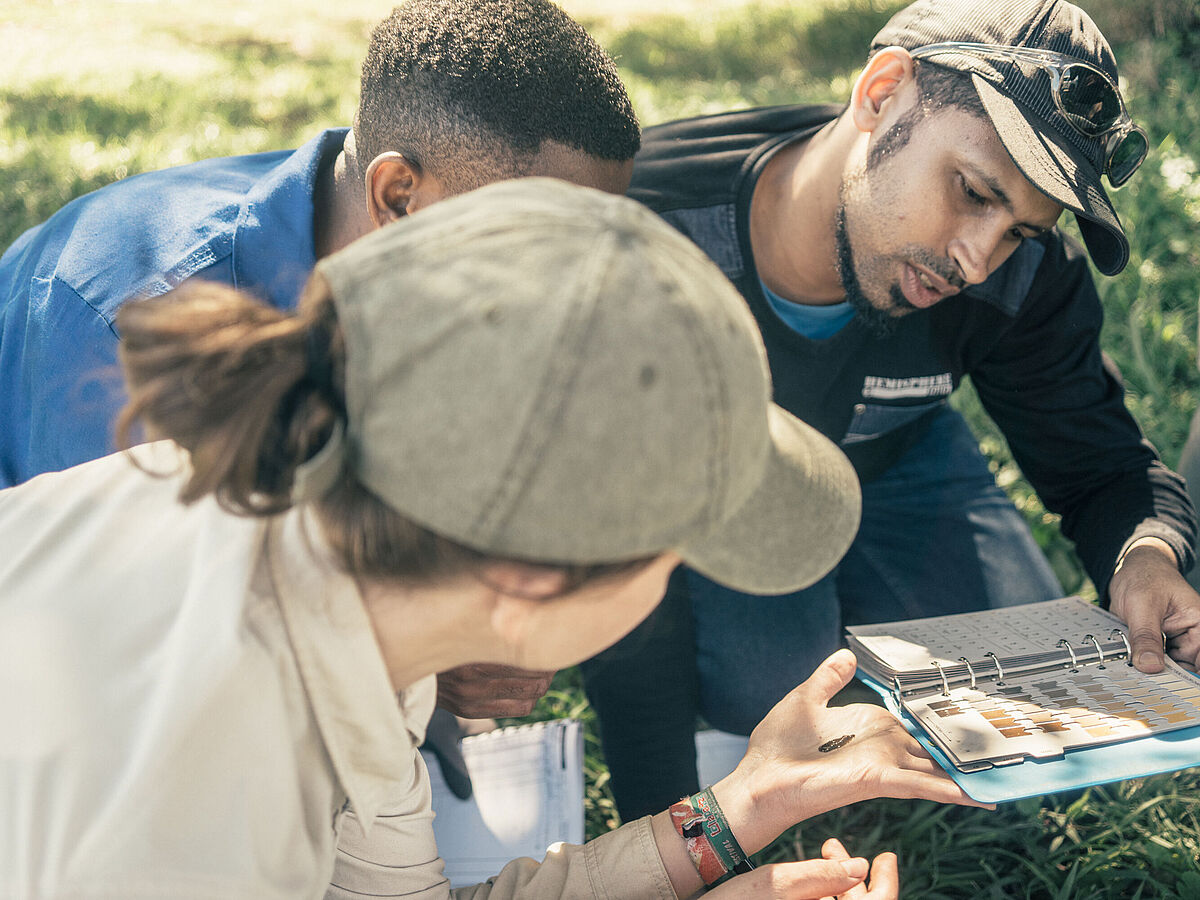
846,597,1200,803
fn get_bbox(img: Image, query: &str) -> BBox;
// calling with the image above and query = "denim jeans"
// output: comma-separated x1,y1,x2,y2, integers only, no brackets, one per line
691,405,1063,734
581,406,1063,820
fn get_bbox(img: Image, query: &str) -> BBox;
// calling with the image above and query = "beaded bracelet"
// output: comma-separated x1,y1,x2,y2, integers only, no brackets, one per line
668,787,755,886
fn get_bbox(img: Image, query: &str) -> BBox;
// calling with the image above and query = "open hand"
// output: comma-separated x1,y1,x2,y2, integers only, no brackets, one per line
717,649,990,848
436,663,555,718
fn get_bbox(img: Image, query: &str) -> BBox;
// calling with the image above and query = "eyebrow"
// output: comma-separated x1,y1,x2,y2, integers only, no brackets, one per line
963,162,1055,235
968,164,1013,210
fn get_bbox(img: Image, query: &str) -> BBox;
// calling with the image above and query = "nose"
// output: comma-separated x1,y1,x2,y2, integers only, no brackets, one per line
947,221,1008,286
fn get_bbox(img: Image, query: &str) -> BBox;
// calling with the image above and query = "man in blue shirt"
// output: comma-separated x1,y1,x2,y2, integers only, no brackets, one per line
0,0,640,788
0,0,638,491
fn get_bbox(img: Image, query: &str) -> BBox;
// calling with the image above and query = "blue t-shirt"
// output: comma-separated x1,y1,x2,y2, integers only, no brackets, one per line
760,280,853,340
0,129,347,487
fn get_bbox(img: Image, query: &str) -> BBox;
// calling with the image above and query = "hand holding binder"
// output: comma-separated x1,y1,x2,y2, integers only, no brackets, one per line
1108,537,1200,673
846,597,1200,802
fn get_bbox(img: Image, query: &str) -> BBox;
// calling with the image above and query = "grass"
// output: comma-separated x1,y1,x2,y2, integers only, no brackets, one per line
4,0,1200,895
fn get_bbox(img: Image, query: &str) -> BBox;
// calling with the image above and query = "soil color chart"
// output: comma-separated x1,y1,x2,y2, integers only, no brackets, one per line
846,596,1200,772
906,660,1200,770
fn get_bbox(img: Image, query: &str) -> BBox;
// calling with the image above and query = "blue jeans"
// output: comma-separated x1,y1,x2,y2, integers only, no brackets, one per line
581,406,1063,817
693,406,1063,733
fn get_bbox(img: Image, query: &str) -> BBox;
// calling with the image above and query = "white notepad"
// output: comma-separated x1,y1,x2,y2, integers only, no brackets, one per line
422,718,584,888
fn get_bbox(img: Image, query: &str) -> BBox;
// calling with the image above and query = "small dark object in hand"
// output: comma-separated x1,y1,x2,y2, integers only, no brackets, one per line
818,734,854,753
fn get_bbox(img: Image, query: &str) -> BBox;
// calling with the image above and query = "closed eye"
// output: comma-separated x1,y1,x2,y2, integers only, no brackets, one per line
960,174,988,206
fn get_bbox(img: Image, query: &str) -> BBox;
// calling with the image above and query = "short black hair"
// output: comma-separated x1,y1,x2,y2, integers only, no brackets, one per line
354,0,640,190
866,59,987,167
912,60,987,118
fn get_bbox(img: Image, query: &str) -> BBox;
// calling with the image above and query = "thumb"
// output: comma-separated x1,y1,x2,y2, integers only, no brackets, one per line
797,649,858,706
1122,604,1166,674
706,858,868,899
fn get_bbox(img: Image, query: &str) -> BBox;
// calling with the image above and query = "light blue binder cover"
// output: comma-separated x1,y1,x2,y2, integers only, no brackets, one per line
859,674,1200,804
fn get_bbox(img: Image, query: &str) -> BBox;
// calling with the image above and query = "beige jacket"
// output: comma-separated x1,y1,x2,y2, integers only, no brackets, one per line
0,444,675,899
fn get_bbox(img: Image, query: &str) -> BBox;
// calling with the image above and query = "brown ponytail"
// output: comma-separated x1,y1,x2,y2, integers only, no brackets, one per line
115,276,343,516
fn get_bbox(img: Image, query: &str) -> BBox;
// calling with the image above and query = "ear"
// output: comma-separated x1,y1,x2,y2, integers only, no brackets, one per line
362,152,447,228
850,46,918,134
482,563,570,647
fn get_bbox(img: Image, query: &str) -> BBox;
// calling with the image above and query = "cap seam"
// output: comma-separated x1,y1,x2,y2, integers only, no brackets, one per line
668,272,733,532
468,228,618,545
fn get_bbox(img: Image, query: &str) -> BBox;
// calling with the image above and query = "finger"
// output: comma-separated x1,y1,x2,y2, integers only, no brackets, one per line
1168,646,1199,671
435,664,556,718
706,858,868,899
461,663,558,680
899,752,954,779
441,697,541,718
863,852,899,899
489,678,555,699
797,649,858,706
448,672,556,695
884,768,995,809
821,837,849,861
820,839,867,899
1124,608,1167,673
1165,627,1200,671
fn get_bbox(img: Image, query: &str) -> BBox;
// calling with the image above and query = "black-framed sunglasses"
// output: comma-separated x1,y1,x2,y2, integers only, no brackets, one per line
910,41,1149,188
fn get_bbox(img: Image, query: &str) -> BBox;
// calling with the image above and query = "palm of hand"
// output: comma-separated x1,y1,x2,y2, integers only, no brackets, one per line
736,649,983,828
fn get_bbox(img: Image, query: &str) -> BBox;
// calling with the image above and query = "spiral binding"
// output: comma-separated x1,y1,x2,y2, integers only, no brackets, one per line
890,629,1131,701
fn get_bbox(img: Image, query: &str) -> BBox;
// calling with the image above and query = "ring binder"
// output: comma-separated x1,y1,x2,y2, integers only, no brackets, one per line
845,597,1200,781
1109,628,1132,664
959,656,977,690
931,660,951,696
876,629,1134,699
1082,633,1105,667
984,651,1005,684
1057,638,1079,672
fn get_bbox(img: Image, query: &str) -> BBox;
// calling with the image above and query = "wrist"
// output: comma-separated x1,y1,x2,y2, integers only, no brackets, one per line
709,762,791,855
667,788,755,887
1116,536,1178,573
1111,537,1180,603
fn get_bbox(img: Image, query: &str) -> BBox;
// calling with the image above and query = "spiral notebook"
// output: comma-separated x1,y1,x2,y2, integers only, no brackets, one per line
847,597,1200,802
422,719,584,888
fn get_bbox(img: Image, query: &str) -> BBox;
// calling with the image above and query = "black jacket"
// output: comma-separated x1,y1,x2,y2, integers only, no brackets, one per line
630,103,1195,595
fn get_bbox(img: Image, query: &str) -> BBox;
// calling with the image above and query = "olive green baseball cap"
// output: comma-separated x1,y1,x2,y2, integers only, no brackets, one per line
310,177,861,595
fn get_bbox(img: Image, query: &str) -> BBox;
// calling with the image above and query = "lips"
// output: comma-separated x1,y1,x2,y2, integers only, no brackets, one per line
900,263,959,309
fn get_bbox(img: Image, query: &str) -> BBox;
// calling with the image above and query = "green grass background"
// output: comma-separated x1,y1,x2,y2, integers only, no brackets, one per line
3,0,1200,895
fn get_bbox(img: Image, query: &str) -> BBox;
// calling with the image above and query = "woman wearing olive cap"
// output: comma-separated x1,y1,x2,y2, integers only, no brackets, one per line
0,179,984,899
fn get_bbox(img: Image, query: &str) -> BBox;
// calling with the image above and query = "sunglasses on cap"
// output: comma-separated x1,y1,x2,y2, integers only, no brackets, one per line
910,42,1149,188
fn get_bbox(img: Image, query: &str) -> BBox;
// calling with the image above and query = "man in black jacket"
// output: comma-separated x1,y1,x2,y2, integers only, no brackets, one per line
584,0,1200,820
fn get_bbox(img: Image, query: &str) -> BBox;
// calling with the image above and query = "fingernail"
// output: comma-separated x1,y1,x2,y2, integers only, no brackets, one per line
840,858,869,879
1137,651,1159,669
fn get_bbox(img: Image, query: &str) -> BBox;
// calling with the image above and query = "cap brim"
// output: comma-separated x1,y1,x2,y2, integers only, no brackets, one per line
679,404,861,596
972,75,1129,276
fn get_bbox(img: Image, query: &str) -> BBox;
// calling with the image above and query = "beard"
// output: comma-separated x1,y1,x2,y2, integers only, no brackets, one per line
833,201,910,339
833,165,965,339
